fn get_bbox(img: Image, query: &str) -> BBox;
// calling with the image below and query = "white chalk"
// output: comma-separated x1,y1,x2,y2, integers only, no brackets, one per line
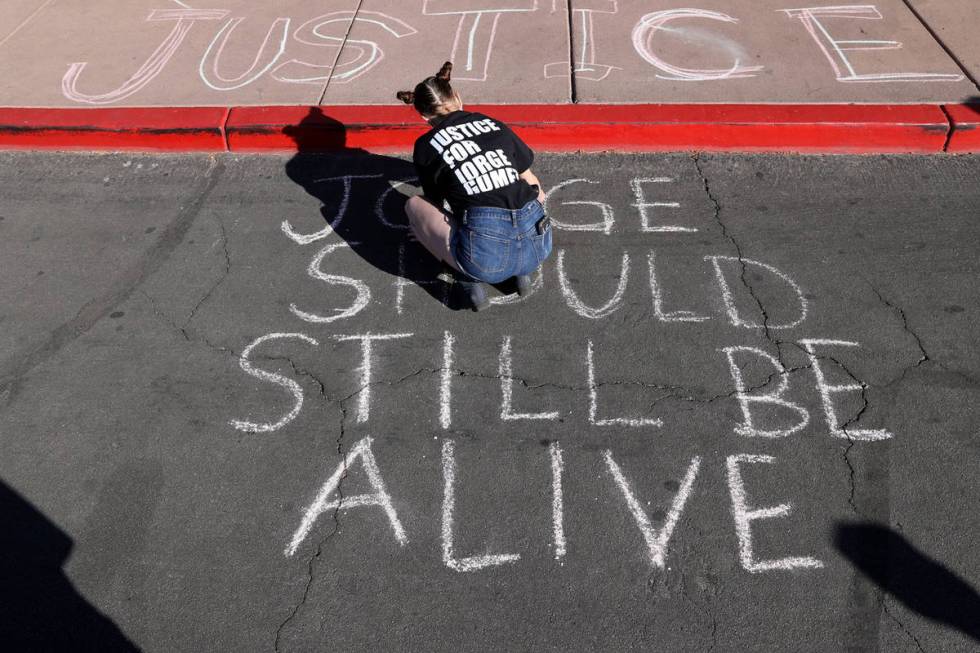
440,331,455,430
375,178,417,230
335,333,413,424
633,9,763,81
631,178,695,232
648,251,709,322
782,6,962,83
706,255,808,330
604,451,701,568
62,9,229,105
557,249,630,320
798,339,892,441
394,243,409,316
499,336,560,421
274,12,417,85
543,179,615,234
725,454,824,572
441,440,521,572
588,341,662,427
290,242,371,324
230,332,319,433
490,269,543,305
285,437,407,556
550,442,566,559
281,174,383,244
721,346,810,438
199,17,289,91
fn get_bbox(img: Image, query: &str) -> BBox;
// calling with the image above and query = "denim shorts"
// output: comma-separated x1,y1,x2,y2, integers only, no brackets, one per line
450,199,553,284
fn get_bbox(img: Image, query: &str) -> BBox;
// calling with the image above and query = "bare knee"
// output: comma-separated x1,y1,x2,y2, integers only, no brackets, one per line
406,195,427,222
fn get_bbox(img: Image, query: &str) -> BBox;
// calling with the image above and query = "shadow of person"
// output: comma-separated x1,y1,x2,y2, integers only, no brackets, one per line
0,479,140,651
835,522,980,643
962,96,980,116
282,107,455,309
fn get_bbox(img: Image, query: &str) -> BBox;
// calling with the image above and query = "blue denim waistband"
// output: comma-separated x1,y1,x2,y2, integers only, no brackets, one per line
461,198,541,225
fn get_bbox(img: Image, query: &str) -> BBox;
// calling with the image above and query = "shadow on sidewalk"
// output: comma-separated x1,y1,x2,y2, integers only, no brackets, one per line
282,107,455,310
0,479,140,651
835,522,980,644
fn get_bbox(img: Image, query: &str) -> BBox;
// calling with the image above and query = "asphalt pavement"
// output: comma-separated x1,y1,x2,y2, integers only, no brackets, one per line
1,150,978,652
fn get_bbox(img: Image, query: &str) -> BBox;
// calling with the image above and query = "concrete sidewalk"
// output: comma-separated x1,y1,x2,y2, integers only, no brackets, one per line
0,1,979,151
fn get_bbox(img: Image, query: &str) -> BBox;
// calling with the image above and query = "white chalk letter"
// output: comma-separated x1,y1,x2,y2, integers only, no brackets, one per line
543,179,615,234
335,333,413,423
440,331,455,430
63,9,229,105
605,451,701,569
285,437,407,556
707,255,808,329
550,442,566,560
499,336,560,421
782,6,963,83
722,346,810,438
441,440,521,572
281,174,383,244
588,341,663,427
798,339,892,441
557,250,630,320
648,251,709,323
632,9,763,82
199,17,289,91
631,178,693,232
726,454,824,572
290,242,371,324
230,332,319,434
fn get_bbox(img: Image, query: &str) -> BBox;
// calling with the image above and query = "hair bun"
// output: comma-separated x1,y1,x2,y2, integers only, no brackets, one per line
396,90,415,104
436,61,453,81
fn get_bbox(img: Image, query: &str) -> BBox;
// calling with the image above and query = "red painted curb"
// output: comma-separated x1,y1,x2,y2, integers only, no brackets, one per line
0,107,227,151
0,104,954,154
944,104,980,153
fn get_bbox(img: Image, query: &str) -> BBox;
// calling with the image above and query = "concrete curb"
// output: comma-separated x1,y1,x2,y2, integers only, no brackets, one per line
1,104,978,154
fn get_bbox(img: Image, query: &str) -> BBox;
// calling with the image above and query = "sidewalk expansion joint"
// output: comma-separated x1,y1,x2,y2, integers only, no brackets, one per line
900,0,980,93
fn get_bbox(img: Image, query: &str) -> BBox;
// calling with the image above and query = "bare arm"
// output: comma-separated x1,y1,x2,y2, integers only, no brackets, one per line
520,168,546,204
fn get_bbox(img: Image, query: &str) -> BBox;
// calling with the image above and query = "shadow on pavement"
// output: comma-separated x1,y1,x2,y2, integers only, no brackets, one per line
835,522,980,644
0,479,140,651
282,107,455,309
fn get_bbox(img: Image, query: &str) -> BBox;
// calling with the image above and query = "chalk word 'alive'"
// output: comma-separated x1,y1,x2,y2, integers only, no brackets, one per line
61,4,961,104
230,330,892,442
286,436,824,574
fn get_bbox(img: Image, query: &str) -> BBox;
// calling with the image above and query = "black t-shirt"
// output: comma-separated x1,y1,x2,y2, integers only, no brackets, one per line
413,111,538,218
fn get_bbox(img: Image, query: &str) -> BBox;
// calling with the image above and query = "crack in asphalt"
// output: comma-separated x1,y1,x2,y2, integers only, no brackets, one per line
181,211,232,332
274,399,348,652
826,352,872,516
865,280,980,389
692,154,789,368
138,289,237,358
883,598,927,653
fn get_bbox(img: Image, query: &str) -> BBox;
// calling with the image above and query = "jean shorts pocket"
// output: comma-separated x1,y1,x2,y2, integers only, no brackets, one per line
462,229,512,277
529,226,553,265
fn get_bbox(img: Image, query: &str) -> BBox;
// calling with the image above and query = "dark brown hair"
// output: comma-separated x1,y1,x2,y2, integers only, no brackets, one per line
396,62,458,116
